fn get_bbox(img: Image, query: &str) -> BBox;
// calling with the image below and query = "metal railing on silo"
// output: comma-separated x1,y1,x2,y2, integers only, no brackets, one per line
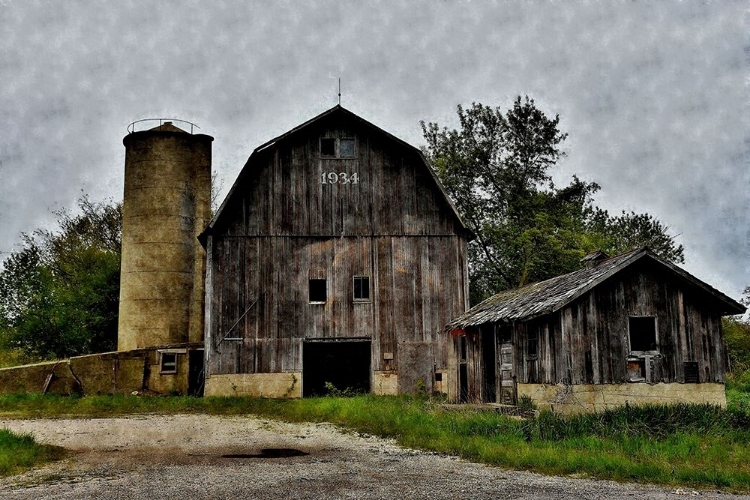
127,118,201,134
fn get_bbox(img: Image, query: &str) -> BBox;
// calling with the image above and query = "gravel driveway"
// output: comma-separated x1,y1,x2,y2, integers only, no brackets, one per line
0,414,747,500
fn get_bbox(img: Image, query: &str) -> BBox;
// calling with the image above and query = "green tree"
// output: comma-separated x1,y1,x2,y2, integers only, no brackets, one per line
422,96,684,303
0,196,121,359
585,209,685,264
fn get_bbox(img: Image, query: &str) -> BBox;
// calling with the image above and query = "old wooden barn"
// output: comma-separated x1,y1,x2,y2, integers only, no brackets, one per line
446,248,745,412
199,105,472,397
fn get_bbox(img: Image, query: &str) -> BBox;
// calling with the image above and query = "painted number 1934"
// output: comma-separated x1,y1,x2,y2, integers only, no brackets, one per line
321,172,359,184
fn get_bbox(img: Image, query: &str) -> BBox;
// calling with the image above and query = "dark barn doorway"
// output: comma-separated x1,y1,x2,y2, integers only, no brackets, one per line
303,340,371,397
188,349,205,397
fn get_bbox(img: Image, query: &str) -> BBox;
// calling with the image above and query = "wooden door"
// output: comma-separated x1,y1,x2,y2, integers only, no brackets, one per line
498,342,516,405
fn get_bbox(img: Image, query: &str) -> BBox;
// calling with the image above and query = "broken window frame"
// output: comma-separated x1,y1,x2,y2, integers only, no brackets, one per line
320,138,336,157
353,275,371,302
627,316,659,355
309,278,327,304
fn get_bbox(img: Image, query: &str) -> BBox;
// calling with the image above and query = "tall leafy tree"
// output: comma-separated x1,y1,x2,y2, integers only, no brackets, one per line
0,196,121,359
422,96,683,303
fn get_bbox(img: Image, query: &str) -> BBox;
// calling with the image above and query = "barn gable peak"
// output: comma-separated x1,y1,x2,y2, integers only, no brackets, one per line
202,105,473,242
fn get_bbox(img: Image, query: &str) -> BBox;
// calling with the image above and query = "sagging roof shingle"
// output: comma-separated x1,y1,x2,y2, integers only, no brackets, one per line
447,247,745,330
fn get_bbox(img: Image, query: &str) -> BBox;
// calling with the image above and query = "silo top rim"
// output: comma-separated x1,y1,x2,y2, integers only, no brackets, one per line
127,118,202,134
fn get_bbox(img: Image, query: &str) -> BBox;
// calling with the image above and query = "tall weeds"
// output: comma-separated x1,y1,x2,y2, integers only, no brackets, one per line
1,394,750,489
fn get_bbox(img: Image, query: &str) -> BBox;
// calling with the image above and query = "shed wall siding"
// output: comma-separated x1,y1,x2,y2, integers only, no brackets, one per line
515,260,727,386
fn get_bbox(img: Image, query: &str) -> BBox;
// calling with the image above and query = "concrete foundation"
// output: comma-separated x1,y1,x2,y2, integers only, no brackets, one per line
518,382,727,414
373,372,398,395
0,344,202,396
204,373,302,398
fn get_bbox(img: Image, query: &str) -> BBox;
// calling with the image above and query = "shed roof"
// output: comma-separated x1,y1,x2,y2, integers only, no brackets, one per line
447,247,745,329
201,105,473,241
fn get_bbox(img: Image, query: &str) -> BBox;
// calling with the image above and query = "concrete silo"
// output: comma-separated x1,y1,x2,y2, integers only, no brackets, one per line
118,120,213,351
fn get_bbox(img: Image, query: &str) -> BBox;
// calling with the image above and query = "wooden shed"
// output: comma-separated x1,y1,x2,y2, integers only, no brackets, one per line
446,248,745,412
199,105,472,397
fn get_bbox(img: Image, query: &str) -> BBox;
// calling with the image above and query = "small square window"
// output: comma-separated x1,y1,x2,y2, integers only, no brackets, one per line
340,138,355,157
629,317,657,352
161,353,177,373
309,278,327,303
353,276,370,301
320,138,335,156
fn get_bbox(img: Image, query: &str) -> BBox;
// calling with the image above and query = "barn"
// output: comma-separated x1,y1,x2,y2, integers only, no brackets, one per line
445,248,746,412
199,105,472,397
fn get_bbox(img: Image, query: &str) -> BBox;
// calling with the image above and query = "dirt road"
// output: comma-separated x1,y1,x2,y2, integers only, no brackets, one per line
0,414,746,500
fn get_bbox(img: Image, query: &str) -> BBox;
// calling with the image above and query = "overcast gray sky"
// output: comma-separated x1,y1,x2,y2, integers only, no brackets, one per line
1,0,748,301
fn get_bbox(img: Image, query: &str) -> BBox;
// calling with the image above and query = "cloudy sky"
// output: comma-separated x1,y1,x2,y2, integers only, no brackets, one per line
1,1,748,301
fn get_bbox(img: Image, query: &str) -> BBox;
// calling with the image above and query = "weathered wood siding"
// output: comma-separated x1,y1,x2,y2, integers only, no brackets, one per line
515,259,727,385
216,116,463,238
205,111,469,391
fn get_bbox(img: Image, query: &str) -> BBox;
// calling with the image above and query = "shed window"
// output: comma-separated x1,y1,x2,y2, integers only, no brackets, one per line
353,276,370,301
320,138,336,156
629,317,657,352
160,353,177,374
309,279,327,303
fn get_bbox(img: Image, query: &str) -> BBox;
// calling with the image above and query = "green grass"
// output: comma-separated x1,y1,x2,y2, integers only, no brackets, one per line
1,393,750,490
0,428,64,477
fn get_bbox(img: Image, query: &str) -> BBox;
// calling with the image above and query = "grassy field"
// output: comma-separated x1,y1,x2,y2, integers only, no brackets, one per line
2,393,750,490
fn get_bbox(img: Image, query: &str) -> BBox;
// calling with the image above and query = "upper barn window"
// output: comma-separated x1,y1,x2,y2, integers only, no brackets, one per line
320,138,355,158
628,316,658,353
339,138,356,157
320,138,336,156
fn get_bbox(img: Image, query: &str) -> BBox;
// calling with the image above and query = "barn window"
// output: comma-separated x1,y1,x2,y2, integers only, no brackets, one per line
320,137,355,158
309,278,327,303
628,316,658,353
160,352,177,374
340,138,356,157
353,276,370,301
320,138,336,156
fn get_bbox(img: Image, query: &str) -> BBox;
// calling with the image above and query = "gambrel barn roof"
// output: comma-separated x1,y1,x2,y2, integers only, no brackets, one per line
447,247,745,329
200,105,473,242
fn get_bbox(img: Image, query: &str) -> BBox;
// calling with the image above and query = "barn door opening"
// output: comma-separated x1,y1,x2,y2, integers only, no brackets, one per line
188,349,204,397
303,340,371,397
